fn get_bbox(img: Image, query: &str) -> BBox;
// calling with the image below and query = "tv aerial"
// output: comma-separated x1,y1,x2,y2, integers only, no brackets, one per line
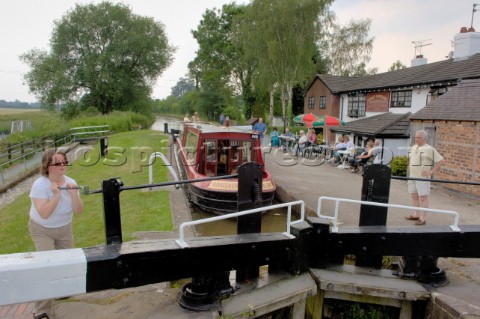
411,39,432,57
472,3,479,29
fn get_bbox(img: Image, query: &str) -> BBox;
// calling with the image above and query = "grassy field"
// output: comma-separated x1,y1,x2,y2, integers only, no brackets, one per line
0,108,40,115
0,129,174,254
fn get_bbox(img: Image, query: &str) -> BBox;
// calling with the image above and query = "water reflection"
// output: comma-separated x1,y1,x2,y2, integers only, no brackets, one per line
191,206,291,236
151,116,183,132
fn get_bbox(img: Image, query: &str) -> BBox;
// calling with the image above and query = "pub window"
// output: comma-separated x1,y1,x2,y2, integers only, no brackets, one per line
427,86,448,104
308,96,315,109
319,96,326,109
390,90,412,107
347,94,366,117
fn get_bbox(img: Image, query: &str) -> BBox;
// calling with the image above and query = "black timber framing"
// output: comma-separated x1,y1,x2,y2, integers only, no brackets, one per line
82,219,480,294
84,232,307,292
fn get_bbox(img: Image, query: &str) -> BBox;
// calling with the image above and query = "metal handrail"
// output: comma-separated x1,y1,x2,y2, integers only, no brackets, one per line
316,196,461,233
175,200,305,248
148,152,180,188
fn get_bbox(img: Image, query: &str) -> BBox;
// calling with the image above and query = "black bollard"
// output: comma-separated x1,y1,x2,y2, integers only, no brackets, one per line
100,137,108,157
102,178,124,245
236,161,263,281
177,164,266,311
164,122,168,133
356,164,391,268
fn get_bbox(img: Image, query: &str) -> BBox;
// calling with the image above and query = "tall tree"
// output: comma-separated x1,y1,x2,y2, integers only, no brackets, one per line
320,18,374,76
241,0,332,130
388,60,407,71
189,3,255,118
171,77,195,99
21,2,175,114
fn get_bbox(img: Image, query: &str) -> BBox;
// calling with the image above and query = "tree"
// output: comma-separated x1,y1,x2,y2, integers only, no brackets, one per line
320,18,375,76
388,60,407,71
171,77,195,99
241,0,332,130
21,2,175,114
189,4,254,118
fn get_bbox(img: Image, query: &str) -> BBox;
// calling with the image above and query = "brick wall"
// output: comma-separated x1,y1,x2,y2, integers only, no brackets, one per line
432,121,480,197
303,78,341,142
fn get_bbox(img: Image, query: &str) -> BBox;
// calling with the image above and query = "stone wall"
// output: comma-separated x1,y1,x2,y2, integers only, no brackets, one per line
426,292,480,318
412,120,480,198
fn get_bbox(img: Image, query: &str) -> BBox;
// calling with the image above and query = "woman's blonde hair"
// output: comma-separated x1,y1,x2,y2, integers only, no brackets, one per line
40,149,67,176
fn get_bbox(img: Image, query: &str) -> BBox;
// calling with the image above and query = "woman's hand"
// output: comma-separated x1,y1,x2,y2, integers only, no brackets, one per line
65,183,79,195
66,182,84,214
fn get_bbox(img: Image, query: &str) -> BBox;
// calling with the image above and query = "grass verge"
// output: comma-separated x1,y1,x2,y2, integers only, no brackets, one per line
0,129,173,254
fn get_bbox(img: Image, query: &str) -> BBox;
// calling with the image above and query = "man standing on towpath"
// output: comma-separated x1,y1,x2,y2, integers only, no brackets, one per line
405,129,445,226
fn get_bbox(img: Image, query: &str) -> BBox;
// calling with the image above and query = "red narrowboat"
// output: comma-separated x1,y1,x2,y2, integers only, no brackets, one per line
175,122,276,214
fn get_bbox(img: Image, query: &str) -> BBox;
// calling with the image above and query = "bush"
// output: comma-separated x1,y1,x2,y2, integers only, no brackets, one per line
391,156,408,176
68,111,155,133
0,111,67,144
1,110,156,146
316,133,324,144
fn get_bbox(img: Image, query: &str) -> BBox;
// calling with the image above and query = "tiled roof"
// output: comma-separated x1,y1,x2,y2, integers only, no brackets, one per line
310,53,480,94
410,79,480,121
332,112,411,138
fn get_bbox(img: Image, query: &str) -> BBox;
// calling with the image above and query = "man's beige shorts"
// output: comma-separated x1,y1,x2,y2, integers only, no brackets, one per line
407,180,431,196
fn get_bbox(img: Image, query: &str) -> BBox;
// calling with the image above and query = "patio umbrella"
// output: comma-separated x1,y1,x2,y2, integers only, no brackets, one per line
302,113,318,122
311,115,345,143
301,113,320,128
293,114,305,123
311,115,345,127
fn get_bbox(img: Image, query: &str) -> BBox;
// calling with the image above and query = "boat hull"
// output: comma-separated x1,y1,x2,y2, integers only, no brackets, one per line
188,182,275,214
174,123,276,215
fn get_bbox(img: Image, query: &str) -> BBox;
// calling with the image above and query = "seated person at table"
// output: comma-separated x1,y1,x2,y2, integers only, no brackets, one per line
270,128,279,147
349,141,374,173
330,136,346,164
372,139,383,164
307,128,317,146
343,135,354,150
281,127,294,150
293,130,307,157
284,127,293,138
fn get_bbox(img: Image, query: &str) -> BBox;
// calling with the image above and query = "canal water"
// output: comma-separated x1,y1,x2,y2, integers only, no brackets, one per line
152,116,291,236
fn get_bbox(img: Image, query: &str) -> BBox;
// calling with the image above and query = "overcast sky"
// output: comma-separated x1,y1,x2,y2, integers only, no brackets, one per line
0,0,476,103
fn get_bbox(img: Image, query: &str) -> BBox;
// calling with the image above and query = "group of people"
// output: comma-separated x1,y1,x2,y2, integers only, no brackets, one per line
329,135,355,165
219,113,230,126
291,128,318,157
183,112,200,123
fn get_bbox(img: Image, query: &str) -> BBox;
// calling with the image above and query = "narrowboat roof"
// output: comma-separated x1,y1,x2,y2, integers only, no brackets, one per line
184,123,256,135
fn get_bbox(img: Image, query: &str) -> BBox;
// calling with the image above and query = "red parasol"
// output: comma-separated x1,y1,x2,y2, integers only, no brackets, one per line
301,113,318,127
311,115,345,127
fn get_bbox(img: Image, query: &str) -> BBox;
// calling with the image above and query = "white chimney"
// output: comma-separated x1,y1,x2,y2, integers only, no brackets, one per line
411,54,427,67
454,27,480,59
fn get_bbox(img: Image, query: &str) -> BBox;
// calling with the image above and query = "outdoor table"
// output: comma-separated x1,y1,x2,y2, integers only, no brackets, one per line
337,149,353,169
279,136,296,151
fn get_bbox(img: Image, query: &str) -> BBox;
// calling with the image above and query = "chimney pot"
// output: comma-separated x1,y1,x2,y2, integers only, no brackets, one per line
468,27,476,32
460,27,468,33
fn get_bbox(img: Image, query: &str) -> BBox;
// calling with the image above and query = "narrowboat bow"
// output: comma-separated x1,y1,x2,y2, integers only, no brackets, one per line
175,123,276,214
